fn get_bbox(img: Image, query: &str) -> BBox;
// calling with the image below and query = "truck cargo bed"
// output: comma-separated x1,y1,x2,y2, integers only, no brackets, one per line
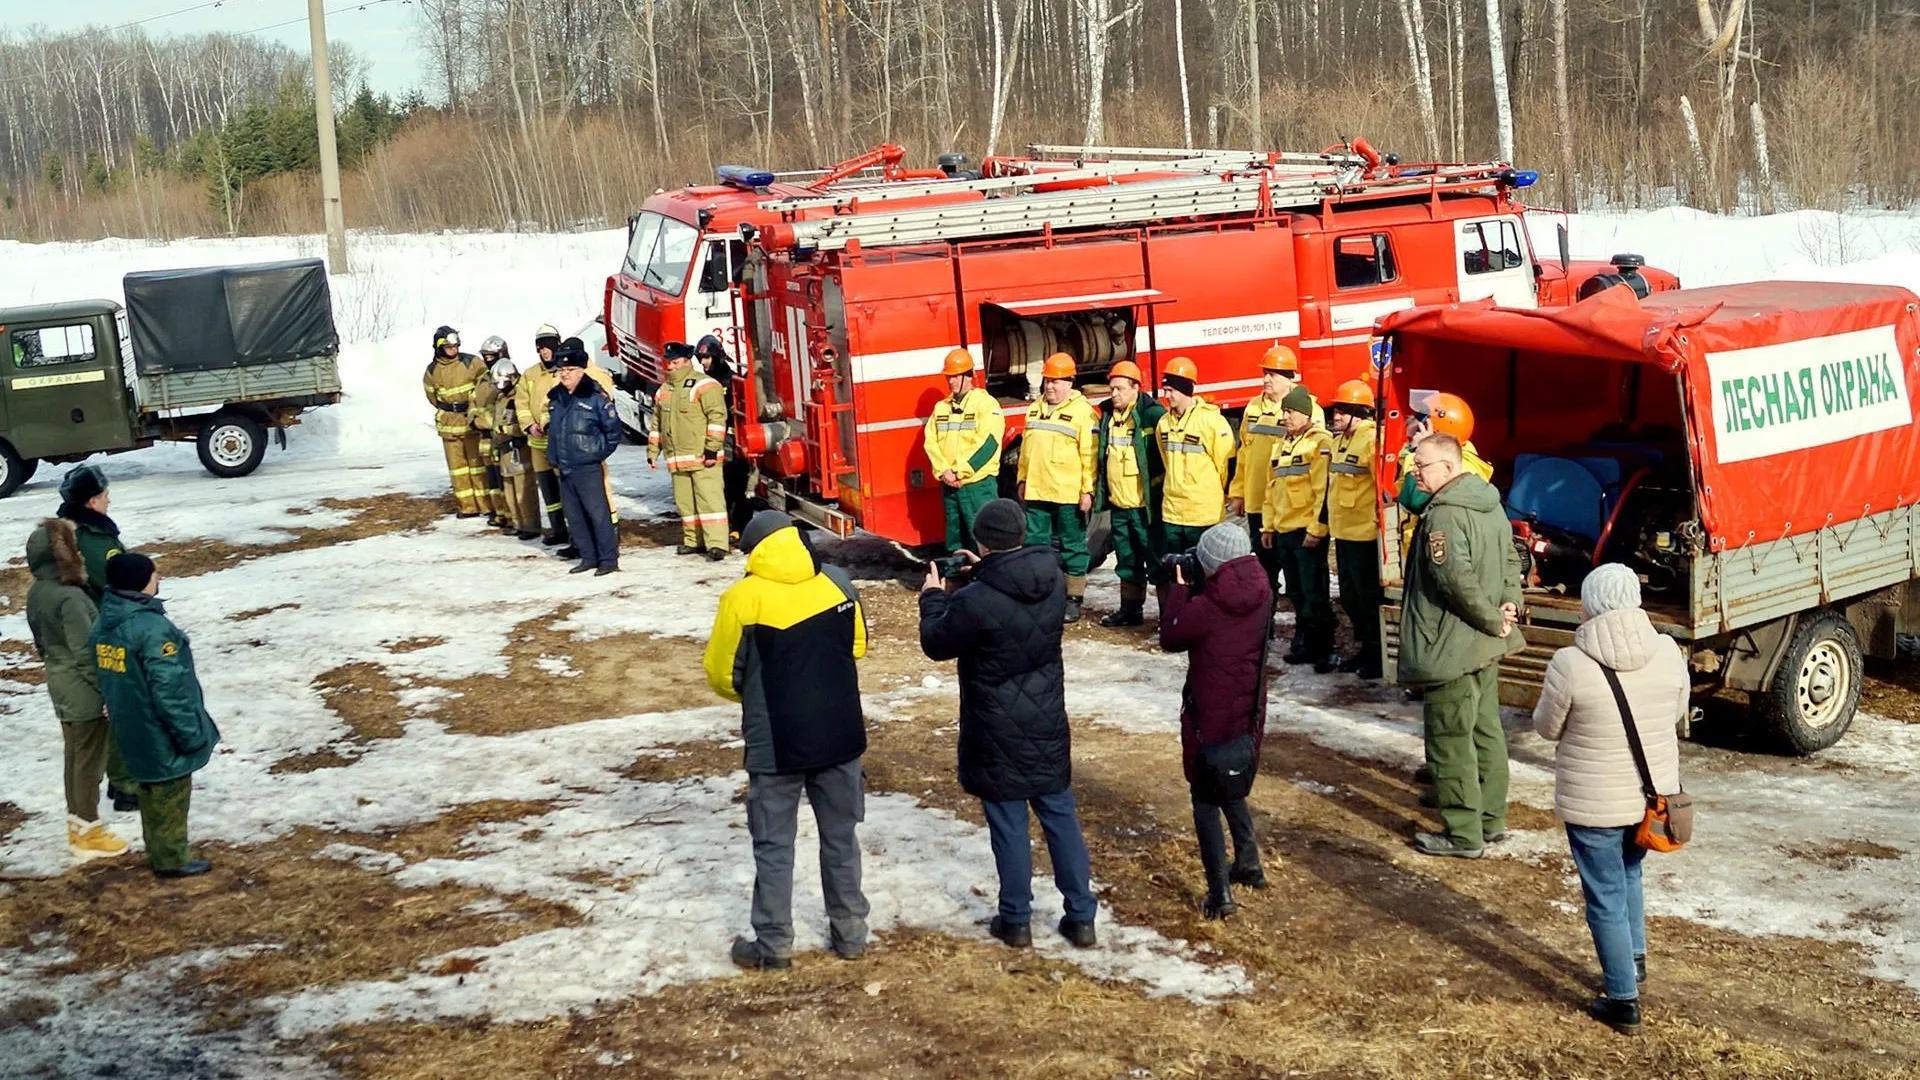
134,353,342,414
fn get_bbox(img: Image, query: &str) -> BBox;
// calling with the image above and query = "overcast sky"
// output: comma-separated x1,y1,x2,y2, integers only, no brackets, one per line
0,0,423,98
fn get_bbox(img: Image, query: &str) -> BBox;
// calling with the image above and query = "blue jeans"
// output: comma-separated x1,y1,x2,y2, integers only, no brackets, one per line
1566,824,1647,1001
980,790,1097,925
558,465,619,568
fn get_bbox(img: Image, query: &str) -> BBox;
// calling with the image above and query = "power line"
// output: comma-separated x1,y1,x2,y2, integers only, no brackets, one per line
237,0,410,37
106,1,261,36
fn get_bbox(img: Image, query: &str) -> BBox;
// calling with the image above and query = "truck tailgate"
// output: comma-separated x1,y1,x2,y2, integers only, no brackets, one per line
135,354,342,413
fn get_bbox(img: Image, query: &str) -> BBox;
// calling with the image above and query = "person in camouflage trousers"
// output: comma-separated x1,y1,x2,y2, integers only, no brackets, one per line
650,341,729,560
89,553,220,879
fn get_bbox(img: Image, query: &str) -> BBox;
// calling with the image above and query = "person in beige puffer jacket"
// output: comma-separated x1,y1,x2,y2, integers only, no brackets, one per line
1533,562,1684,1037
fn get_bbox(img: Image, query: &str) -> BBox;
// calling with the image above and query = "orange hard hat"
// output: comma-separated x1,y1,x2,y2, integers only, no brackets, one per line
1041,352,1076,380
941,348,976,376
1162,356,1199,384
1425,392,1475,441
1260,345,1300,373
1107,359,1144,385
1333,379,1375,408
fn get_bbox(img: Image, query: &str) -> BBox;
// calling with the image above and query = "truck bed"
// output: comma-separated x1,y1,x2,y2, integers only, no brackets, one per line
133,353,342,414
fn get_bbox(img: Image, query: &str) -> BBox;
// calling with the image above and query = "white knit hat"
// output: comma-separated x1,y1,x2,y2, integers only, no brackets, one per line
1581,562,1642,619
1197,521,1252,575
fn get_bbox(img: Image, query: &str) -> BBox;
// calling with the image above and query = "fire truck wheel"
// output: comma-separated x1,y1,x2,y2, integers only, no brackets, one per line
1757,611,1861,755
0,440,28,499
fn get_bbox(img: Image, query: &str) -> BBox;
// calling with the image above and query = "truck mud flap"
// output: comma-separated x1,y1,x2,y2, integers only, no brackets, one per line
1380,605,1573,709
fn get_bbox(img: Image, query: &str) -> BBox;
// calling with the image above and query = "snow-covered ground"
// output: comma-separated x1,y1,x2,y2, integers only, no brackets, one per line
0,210,1918,1073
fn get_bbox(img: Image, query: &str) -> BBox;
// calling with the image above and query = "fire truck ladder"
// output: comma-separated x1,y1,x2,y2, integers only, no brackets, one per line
1026,143,1365,173
758,151,1319,215
766,161,1517,253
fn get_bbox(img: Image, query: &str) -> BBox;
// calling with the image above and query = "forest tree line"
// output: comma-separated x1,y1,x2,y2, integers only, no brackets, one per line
2,0,1915,241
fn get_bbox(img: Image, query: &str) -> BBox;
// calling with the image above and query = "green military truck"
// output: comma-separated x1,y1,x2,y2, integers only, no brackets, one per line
0,258,343,497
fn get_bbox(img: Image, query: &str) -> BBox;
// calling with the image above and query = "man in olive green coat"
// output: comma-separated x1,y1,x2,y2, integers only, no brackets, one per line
56,464,137,810
1398,434,1524,858
90,553,221,878
1093,363,1166,627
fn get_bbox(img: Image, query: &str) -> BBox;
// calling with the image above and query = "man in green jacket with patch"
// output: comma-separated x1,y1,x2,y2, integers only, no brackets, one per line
90,553,220,879
1094,361,1165,627
57,464,138,811
1398,434,1524,858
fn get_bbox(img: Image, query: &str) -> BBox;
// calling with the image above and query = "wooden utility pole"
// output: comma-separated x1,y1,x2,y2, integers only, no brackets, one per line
308,0,349,273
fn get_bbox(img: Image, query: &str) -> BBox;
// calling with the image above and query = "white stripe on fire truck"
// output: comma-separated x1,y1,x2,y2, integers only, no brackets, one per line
1296,332,1378,350
853,312,1303,384
1327,296,1415,332
853,344,985,384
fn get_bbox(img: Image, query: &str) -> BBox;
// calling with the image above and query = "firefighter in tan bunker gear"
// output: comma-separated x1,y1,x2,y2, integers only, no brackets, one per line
651,341,730,560
470,336,513,529
490,356,543,538
423,326,491,517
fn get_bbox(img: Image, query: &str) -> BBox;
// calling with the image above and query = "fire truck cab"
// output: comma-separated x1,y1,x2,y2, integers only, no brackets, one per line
731,144,1678,550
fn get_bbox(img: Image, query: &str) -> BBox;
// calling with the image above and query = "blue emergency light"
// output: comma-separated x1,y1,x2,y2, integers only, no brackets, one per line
718,166,776,190
1499,169,1540,188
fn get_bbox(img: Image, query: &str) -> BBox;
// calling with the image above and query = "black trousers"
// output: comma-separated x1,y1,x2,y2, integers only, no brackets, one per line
1192,795,1259,896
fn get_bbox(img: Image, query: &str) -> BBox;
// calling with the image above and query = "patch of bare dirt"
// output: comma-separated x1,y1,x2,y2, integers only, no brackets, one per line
0,802,25,845
1787,839,1907,870
230,603,301,622
0,816,577,1004
387,635,448,654
619,742,744,784
1862,657,1920,724
140,494,448,580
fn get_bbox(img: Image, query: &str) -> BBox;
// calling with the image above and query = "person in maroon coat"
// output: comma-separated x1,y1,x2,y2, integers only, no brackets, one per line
1161,520,1273,918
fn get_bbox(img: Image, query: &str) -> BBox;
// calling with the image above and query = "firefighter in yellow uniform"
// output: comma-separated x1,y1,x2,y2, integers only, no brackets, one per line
1326,380,1383,679
470,335,513,530
922,348,1004,554
423,325,491,518
1395,391,1494,553
651,341,730,560
1154,356,1236,557
520,327,617,559
489,356,543,539
1017,353,1099,623
1230,345,1321,594
1260,384,1336,669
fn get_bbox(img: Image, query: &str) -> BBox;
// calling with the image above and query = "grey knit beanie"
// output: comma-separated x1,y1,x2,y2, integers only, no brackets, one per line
1581,562,1642,619
972,498,1026,551
1196,520,1252,576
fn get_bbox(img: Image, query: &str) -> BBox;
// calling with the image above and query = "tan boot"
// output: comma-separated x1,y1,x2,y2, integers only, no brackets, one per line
1064,576,1087,624
68,815,129,862
1101,581,1146,627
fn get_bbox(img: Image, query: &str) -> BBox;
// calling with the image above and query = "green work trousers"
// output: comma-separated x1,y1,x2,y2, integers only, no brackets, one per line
1274,529,1334,642
139,774,194,872
1421,663,1509,849
61,717,109,821
1109,506,1158,585
1161,523,1210,558
943,478,999,554
105,736,131,791
1025,501,1089,576
1334,537,1384,662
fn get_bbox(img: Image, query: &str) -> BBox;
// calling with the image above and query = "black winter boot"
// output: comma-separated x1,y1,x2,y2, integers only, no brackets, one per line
1224,800,1265,888
1283,629,1310,665
988,916,1031,949
1101,583,1146,627
108,785,139,813
1057,916,1097,947
1589,996,1642,1035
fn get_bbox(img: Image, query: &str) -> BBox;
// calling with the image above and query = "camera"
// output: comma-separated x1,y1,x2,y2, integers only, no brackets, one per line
1161,549,1205,589
935,553,975,581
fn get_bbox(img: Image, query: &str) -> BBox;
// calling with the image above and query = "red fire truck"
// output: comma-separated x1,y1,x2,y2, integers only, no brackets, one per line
727,141,1679,548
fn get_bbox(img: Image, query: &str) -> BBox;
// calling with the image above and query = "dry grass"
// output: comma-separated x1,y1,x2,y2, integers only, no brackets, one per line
0,801,25,846
139,494,447,580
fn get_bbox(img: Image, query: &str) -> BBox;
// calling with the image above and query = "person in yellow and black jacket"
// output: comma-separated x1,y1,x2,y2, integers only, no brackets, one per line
1017,353,1098,623
704,510,871,970
1260,385,1336,670
923,348,1005,554
423,326,491,518
1154,356,1236,557
1093,360,1165,627
1229,346,1320,595
1326,380,1384,680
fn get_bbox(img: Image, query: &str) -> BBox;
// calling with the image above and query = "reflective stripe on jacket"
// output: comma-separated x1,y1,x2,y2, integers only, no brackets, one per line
1262,426,1333,536
704,523,868,775
1154,399,1235,527
1326,420,1378,541
923,388,1005,484
1017,391,1098,504
652,368,728,472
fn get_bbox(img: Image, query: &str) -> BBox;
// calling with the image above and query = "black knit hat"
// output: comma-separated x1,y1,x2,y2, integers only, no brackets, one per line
972,498,1026,551
105,551,155,593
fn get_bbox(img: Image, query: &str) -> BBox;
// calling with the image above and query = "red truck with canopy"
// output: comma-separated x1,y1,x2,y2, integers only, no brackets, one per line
1372,281,1920,752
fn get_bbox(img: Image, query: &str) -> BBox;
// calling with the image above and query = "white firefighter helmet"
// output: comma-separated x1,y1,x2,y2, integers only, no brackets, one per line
491,356,518,384
480,335,509,358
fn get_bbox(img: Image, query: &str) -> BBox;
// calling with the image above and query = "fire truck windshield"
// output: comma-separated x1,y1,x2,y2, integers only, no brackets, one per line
621,210,701,296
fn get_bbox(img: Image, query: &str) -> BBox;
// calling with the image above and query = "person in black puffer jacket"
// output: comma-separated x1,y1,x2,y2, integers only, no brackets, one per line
920,498,1097,951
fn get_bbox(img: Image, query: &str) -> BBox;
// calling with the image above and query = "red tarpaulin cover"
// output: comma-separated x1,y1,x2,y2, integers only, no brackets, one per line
1377,282,1920,550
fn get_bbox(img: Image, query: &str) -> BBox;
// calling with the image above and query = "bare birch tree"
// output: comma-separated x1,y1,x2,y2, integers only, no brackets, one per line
1484,0,1515,162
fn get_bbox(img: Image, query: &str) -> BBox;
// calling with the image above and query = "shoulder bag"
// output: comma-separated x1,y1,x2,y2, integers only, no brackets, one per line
1598,666,1695,852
